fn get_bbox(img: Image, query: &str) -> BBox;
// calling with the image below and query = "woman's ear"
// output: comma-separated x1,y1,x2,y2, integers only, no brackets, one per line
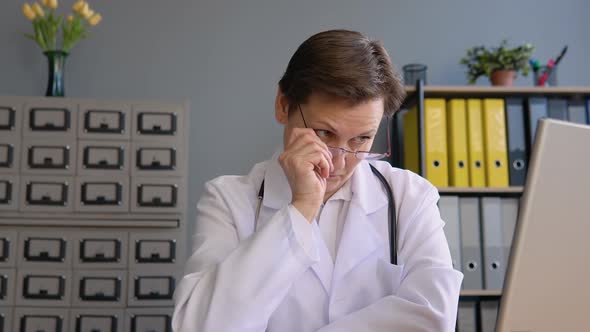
275,86,289,125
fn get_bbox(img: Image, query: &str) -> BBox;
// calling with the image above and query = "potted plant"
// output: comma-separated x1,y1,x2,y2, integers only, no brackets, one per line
460,40,534,86
22,0,102,96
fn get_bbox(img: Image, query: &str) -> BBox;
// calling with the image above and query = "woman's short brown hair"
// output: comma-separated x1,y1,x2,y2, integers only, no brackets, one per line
278,29,405,116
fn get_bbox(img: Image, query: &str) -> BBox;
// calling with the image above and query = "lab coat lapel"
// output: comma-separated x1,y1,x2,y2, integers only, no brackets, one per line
333,161,388,281
261,157,334,294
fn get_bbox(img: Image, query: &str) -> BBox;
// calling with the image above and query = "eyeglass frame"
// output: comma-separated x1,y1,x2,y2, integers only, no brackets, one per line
296,104,391,161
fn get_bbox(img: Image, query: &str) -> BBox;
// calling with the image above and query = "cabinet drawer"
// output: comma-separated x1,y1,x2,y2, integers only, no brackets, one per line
131,177,185,214
18,231,72,267
23,99,77,138
70,308,124,332
0,268,16,306
125,308,173,332
128,270,180,306
129,232,182,268
75,176,129,212
131,101,185,142
79,101,131,140
0,99,22,138
74,232,128,269
16,269,72,307
14,307,68,332
73,270,127,307
0,230,17,267
0,175,19,211
136,112,177,136
131,142,184,177
21,139,76,175
20,176,74,212
0,307,12,332
78,140,130,175
0,138,19,173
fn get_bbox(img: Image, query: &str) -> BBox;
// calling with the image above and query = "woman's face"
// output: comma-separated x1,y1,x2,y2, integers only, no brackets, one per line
276,90,385,198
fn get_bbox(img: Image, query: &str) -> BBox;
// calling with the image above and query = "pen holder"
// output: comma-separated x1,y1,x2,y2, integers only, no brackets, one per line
403,64,427,85
534,65,558,86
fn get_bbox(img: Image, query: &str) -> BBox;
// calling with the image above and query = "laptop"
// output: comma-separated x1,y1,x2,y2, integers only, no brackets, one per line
496,119,590,332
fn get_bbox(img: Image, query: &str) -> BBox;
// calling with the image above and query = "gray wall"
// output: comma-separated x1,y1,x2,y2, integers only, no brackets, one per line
1,0,588,241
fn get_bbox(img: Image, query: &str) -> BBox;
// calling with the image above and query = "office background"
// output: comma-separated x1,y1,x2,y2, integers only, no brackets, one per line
1,0,588,239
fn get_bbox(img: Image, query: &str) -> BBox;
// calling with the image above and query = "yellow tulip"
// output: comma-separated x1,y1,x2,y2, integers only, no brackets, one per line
67,15,74,23
41,0,49,7
72,0,85,13
80,3,91,18
22,3,36,21
32,2,44,17
88,13,102,26
84,9,95,20
47,0,58,9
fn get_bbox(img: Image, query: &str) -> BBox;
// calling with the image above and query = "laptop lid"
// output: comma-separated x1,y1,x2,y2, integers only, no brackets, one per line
496,119,590,332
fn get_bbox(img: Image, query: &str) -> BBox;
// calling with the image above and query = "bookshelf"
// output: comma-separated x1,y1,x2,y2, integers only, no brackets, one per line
393,81,590,173
460,290,502,298
437,187,523,195
394,82,590,331
404,85,590,96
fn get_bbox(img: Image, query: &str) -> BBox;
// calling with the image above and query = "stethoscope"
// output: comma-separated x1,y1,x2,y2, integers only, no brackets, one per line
255,164,398,265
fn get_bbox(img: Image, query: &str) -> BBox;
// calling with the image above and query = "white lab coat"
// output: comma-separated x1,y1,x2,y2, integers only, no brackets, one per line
173,156,463,332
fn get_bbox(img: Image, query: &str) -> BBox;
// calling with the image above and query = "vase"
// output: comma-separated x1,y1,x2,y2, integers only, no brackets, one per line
489,69,515,86
44,50,69,97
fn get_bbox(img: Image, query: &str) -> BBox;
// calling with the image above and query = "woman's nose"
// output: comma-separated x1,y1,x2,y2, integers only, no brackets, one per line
331,149,346,171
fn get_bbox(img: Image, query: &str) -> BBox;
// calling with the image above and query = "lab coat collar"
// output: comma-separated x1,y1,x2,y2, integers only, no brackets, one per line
350,160,389,214
261,155,292,210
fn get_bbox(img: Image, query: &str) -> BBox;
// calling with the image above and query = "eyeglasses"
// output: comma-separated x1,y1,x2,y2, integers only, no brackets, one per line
297,104,391,161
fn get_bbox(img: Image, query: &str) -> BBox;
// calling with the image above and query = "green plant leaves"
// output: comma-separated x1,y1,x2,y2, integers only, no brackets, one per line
24,7,94,52
460,40,535,84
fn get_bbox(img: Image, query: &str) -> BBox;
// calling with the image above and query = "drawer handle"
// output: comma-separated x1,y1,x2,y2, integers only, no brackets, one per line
82,183,122,206
43,157,54,165
24,275,65,299
0,239,9,261
30,108,70,131
100,122,109,129
0,107,15,130
0,145,13,167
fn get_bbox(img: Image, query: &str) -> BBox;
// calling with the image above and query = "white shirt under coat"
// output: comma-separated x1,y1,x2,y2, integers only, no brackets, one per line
172,156,463,332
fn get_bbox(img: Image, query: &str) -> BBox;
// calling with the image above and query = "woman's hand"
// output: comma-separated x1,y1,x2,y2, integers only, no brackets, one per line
278,128,333,222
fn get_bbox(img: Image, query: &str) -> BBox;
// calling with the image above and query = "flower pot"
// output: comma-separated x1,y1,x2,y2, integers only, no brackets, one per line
489,69,516,86
44,50,69,97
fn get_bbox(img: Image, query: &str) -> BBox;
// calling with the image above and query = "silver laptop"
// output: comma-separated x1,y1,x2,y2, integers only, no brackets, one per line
496,119,590,332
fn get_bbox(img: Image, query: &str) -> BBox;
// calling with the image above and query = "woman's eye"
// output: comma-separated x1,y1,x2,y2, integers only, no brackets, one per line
353,136,371,144
315,130,331,138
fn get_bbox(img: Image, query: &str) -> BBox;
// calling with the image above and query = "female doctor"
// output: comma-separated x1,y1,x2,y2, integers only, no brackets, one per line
173,30,463,332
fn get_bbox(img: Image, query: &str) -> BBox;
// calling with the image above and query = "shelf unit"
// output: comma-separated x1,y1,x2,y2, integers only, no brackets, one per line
437,187,523,196
394,83,590,331
459,290,502,298
392,81,590,172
